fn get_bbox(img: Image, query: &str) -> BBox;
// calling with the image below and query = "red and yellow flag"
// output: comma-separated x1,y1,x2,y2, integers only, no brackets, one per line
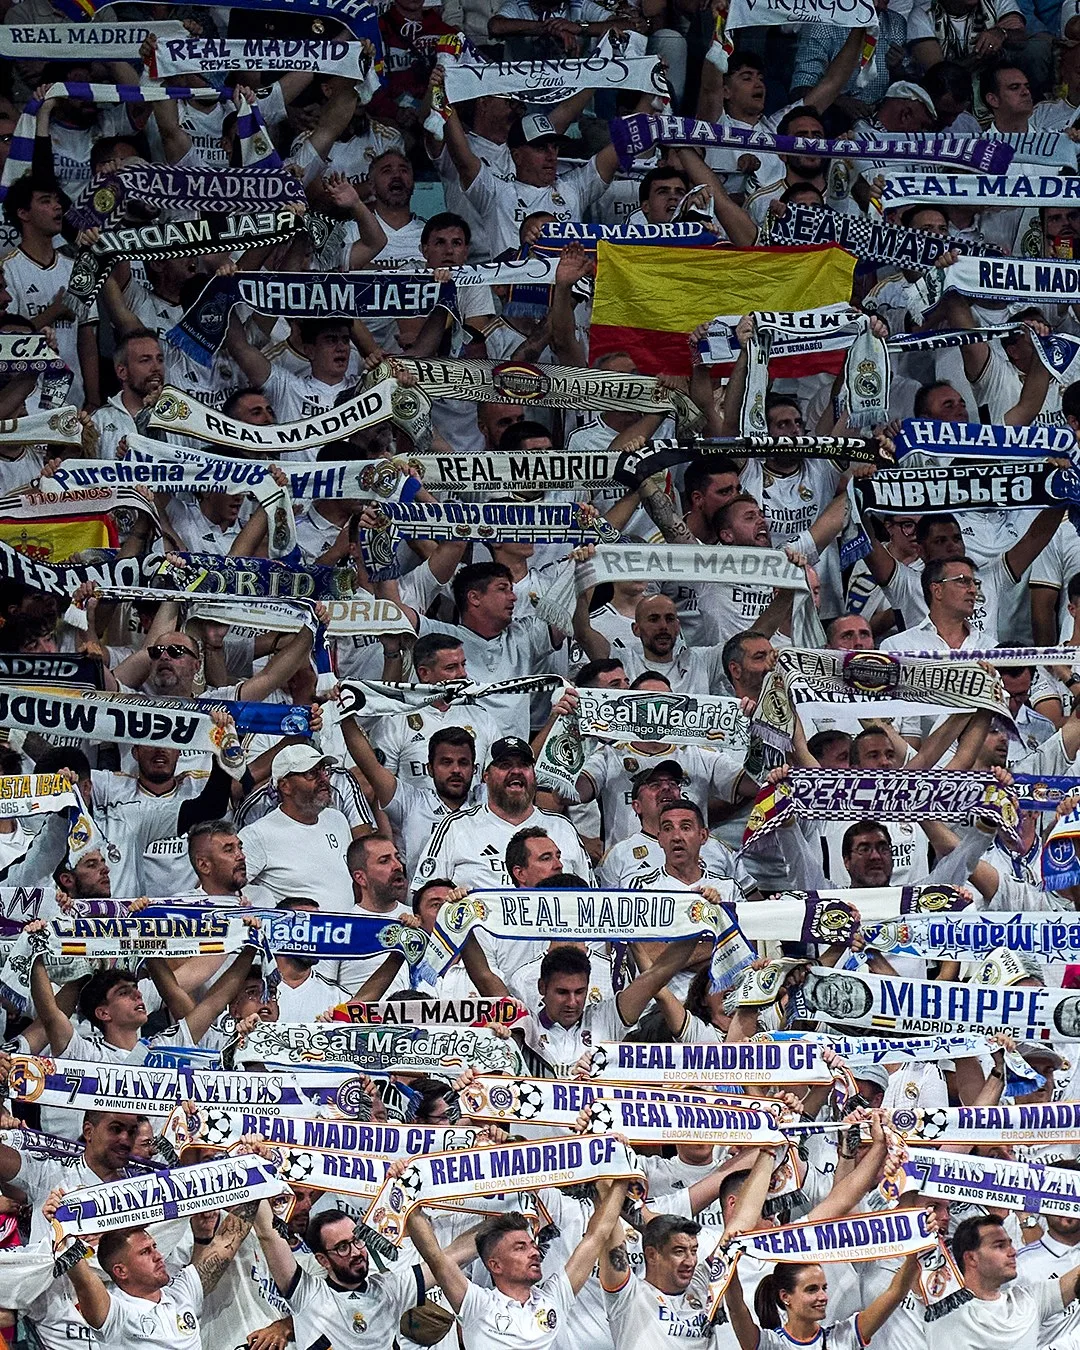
0,515,116,563
590,242,858,377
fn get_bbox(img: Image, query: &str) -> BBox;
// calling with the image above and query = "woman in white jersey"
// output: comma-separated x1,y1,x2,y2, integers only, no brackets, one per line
724,1251,927,1350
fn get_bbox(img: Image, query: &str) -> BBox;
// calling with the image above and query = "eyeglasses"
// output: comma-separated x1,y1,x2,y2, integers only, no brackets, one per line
888,519,918,534
851,841,891,856
325,1232,366,1257
939,575,977,588
148,643,198,660
292,765,331,780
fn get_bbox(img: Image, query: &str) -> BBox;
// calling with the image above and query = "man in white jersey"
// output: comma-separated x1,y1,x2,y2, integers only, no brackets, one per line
1016,1181,1080,1350
928,1213,1080,1350
251,1199,481,1350
227,316,360,438
413,737,592,909
239,744,356,911
599,1214,725,1350
406,1180,630,1350
2,175,98,410
630,799,756,899
367,633,497,781
43,1192,260,1350
91,328,164,463
577,594,729,696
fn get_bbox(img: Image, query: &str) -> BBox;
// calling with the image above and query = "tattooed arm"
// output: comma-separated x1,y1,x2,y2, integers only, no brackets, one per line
638,476,697,546
192,1200,259,1295
597,1229,632,1293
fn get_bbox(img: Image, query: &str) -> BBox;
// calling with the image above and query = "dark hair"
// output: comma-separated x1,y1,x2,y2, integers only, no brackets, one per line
726,48,765,76
452,561,513,617
2,174,64,230
308,1209,356,1256
638,164,689,202
90,134,147,170
409,1075,454,1121
413,633,464,673
900,204,948,229
921,554,975,603
913,380,957,417
686,967,721,1025
115,328,160,369
722,630,767,683
659,799,705,830
498,419,552,456
765,391,801,419
1068,570,1080,604
754,1264,821,1330
718,1170,751,1210
421,211,471,247
952,1214,1004,1273
922,59,973,110
0,747,21,775
476,1213,531,1267
713,492,760,540
849,728,893,766
97,1229,141,1279
915,513,959,545
780,183,824,205
221,386,269,418
841,820,891,857
642,1215,700,1255
186,818,237,862
981,61,1025,101
539,944,592,983
775,104,822,136
683,455,739,506
630,670,672,690
35,747,91,780
428,726,476,763
412,877,455,914
297,317,351,345
346,832,395,876
806,729,852,761
1064,379,1080,426
77,969,139,1032
368,148,411,177
507,827,553,880
576,658,627,687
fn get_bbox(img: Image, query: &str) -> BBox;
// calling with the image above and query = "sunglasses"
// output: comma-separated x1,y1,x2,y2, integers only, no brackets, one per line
148,643,197,660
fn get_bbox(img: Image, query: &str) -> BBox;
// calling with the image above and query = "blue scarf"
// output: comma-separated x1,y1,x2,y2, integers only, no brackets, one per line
67,161,304,231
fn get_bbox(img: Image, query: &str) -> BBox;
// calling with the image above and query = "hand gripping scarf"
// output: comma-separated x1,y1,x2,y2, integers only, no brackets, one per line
584,1039,836,1085
164,1111,481,1158
750,647,1011,761
229,1022,528,1077
938,254,1080,304
420,887,737,982
329,994,528,1028
854,460,1080,515
4,84,280,201
893,419,1078,459
610,115,1015,173
152,35,377,83
532,221,722,256
742,769,1022,855
887,1102,1080,1145
8,1054,372,1119
335,675,564,721
615,440,881,491
883,173,1080,210
0,333,72,409
881,1147,1080,1214
793,964,1080,1040
169,271,455,367
148,377,409,452
458,1075,778,1126
385,357,704,427
1042,803,1080,888
762,202,1002,267
67,162,305,231
53,0,384,46
49,1155,288,1267
376,500,619,545
739,306,889,432
68,211,332,307
860,912,1080,964
535,688,749,801
362,1135,646,1245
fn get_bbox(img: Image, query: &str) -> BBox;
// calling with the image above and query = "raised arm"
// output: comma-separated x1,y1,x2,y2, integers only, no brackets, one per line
405,1205,470,1312
855,1251,923,1342
565,1180,630,1294
192,1198,260,1295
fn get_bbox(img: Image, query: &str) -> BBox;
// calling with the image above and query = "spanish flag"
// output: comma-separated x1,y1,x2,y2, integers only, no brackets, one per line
0,515,116,563
590,242,858,377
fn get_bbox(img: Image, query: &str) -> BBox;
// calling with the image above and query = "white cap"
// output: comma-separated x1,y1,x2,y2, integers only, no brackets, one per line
271,743,337,786
882,81,937,120
854,1063,890,1094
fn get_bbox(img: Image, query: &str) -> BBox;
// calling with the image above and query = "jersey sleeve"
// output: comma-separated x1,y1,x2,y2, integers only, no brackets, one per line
372,1261,426,1321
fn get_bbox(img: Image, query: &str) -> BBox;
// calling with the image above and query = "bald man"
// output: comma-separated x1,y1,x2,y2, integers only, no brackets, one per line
576,593,729,695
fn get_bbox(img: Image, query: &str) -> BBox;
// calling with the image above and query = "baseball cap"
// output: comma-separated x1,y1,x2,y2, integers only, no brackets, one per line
854,1064,890,1094
630,760,685,798
881,81,937,121
508,113,561,149
1016,1040,1064,1070
271,744,337,786
486,736,535,768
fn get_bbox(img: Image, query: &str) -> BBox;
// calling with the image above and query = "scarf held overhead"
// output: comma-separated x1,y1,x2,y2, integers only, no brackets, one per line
67,163,305,230
230,1023,527,1076
854,461,1080,515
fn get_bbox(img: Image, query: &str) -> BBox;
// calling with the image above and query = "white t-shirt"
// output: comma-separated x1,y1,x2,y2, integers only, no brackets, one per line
925,1279,1064,1350
757,1321,864,1350
3,247,94,409
415,802,592,896
262,363,352,451
580,743,741,845
283,1259,424,1350
239,806,355,911
94,1264,204,1350
603,1264,722,1350
463,160,608,258
385,779,482,880
619,643,729,697
459,1271,576,1350
520,997,629,1078
275,968,351,1021
1014,1235,1080,1348
369,702,498,783
1030,523,1080,640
